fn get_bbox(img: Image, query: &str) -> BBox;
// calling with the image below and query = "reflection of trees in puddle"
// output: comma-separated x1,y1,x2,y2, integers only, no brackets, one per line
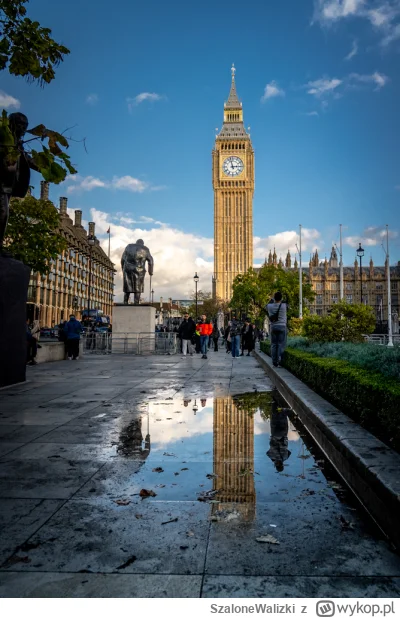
232,391,274,420
117,415,151,460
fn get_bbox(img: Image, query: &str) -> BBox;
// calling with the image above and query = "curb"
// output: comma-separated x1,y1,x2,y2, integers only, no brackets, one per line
254,348,400,549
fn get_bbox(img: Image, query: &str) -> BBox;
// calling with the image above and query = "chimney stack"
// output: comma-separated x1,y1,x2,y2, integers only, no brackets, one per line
88,222,95,237
74,210,83,227
160,296,163,308
40,181,49,200
59,197,68,215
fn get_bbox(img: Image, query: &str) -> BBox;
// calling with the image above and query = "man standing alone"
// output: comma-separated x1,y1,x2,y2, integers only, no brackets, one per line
198,314,213,359
267,292,287,367
64,315,83,360
178,313,195,356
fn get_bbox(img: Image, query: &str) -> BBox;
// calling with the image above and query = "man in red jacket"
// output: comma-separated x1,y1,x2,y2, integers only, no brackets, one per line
198,314,213,359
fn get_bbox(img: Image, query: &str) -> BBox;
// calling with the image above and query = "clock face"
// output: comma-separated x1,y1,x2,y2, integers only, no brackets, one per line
223,156,244,177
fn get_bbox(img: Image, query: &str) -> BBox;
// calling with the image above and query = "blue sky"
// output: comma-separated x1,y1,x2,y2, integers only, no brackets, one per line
1,0,399,298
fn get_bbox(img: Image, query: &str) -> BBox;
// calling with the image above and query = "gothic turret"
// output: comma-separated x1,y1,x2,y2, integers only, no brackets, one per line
268,250,273,266
272,247,277,267
329,246,338,268
285,250,291,268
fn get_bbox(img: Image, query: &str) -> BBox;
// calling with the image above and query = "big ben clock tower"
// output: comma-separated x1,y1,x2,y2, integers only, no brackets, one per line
213,64,254,301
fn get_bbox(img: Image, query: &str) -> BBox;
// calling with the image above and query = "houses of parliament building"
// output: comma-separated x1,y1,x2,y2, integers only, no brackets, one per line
212,67,399,325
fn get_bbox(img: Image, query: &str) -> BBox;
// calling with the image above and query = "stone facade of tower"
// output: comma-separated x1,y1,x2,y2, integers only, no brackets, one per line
213,66,254,301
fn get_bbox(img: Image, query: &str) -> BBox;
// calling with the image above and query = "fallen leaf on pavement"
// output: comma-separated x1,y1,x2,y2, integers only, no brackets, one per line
152,467,164,473
134,514,143,519
161,517,178,525
139,489,157,498
180,545,189,550
163,452,176,457
174,472,179,476
256,535,280,545
181,468,189,471
206,473,217,479
116,556,136,569
186,531,195,537
114,499,131,506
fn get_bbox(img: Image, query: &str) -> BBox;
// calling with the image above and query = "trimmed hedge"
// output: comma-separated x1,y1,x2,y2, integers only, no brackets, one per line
260,341,400,453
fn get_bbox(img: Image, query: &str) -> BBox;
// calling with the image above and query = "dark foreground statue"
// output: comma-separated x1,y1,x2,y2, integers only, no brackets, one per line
121,239,154,305
0,112,38,251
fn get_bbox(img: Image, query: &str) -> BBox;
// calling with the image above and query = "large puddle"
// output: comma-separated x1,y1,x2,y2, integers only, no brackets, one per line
114,391,375,527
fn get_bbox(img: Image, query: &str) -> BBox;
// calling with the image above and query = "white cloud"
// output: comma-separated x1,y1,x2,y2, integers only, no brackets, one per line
64,174,164,194
112,175,148,193
306,111,320,116
261,81,285,102
349,71,389,89
254,228,322,261
344,40,358,60
313,0,400,47
126,92,166,112
344,226,398,247
0,91,20,109
86,93,98,105
314,0,365,22
67,175,107,193
307,78,342,97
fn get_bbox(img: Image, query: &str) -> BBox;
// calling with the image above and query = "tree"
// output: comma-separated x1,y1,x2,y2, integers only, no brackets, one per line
0,0,70,85
5,195,67,274
0,1,76,183
303,300,375,343
230,264,315,322
185,290,229,320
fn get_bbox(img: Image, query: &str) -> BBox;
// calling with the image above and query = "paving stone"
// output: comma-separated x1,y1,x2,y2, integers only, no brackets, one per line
202,575,400,598
0,499,210,574
0,572,202,597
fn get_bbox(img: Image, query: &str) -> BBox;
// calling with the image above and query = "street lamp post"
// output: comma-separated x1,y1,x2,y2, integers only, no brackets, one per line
151,288,154,304
87,234,95,322
194,272,199,319
356,243,364,304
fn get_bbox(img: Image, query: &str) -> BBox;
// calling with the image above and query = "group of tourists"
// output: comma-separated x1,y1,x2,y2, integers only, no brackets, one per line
176,290,287,365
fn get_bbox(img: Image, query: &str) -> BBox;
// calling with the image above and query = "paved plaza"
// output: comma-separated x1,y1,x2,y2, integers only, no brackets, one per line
0,349,399,598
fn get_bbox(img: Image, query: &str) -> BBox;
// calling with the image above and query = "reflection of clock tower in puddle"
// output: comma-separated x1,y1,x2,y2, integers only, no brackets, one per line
213,64,254,301
212,397,256,521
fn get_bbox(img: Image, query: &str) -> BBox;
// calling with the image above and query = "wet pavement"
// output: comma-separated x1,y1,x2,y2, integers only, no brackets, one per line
0,349,399,597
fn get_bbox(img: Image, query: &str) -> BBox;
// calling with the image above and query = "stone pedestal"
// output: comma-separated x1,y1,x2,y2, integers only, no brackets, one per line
0,256,31,387
112,305,156,354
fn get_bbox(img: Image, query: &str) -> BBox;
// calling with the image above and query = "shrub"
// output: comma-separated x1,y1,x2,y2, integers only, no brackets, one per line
285,338,400,381
303,300,375,343
259,341,400,453
288,317,304,336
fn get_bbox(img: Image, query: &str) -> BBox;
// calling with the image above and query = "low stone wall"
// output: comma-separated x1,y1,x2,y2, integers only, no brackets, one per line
36,341,83,364
255,347,400,550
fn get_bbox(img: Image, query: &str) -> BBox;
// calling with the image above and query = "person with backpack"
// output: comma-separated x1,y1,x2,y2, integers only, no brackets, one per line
211,321,220,352
266,291,287,367
229,314,242,359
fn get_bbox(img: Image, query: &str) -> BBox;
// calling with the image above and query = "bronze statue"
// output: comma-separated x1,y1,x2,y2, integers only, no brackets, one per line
121,239,154,304
0,112,39,252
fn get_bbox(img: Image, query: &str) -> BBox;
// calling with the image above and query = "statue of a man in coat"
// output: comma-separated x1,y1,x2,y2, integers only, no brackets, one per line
121,239,154,305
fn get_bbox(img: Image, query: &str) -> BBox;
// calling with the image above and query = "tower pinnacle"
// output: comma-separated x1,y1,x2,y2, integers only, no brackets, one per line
231,63,236,80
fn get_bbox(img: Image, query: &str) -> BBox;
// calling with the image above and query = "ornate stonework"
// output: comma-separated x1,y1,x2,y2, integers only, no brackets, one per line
213,66,254,301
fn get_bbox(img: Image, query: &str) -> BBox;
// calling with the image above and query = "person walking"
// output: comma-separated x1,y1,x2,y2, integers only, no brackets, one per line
178,313,195,356
211,322,220,352
26,319,37,365
229,315,242,359
224,322,231,353
64,314,83,360
198,314,213,359
242,319,255,356
266,291,287,367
